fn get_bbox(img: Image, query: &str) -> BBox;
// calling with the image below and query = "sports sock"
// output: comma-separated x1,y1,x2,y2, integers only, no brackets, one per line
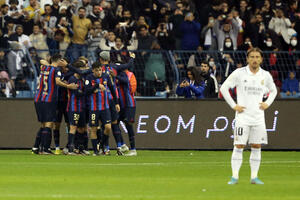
250,148,261,179
83,132,88,150
33,128,43,148
125,124,135,150
42,127,52,152
112,124,122,147
96,129,103,144
68,133,75,152
53,129,60,148
91,139,98,153
74,131,79,149
231,147,243,179
102,134,109,150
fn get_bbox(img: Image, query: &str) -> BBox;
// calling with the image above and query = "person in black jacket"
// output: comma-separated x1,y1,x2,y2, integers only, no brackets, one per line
200,60,218,98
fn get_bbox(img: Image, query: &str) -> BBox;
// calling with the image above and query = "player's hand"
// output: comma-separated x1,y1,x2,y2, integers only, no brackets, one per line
259,102,269,110
233,105,245,113
129,52,135,59
40,59,49,65
115,104,120,112
68,83,78,90
99,84,106,91
109,69,116,77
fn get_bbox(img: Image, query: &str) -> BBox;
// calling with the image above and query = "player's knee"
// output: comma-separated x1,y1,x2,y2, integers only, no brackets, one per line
77,127,85,133
251,144,261,148
69,125,77,134
104,124,112,134
235,145,245,149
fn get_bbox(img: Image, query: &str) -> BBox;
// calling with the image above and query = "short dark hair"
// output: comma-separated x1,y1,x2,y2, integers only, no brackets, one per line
200,60,209,66
72,60,85,69
92,61,102,69
50,53,62,63
1,4,9,9
78,7,86,12
44,4,51,8
247,47,263,57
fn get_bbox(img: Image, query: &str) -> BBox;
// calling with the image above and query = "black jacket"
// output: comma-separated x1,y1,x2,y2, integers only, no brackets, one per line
202,73,218,98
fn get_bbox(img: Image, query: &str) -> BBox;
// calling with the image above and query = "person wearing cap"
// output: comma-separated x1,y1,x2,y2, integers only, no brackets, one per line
0,70,13,97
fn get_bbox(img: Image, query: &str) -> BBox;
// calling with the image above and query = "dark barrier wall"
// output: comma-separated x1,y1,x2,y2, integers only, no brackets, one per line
0,99,299,149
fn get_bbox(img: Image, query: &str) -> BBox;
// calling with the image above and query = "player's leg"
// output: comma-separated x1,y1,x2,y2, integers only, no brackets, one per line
32,125,43,154
249,124,267,184
67,112,80,155
40,121,54,154
53,122,61,154
89,111,100,155
228,123,250,184
99,109,112,155
118,109,129,153
123,107,136,156
77,112,89,155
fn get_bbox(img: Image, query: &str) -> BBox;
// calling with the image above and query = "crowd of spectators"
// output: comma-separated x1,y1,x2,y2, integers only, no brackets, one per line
0,0,299,98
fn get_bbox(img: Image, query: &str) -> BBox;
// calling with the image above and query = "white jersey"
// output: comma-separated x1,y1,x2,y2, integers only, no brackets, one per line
220,65,277,126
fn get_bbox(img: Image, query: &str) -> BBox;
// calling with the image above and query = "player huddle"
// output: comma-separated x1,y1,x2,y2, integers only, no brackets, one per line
32,51,137,156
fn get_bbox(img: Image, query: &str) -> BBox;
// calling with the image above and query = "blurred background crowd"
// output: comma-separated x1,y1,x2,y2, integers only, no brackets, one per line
0,0,299,98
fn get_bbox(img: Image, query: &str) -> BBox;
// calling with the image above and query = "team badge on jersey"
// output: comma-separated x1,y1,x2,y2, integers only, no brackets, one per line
261,80,264,85
57,71,62,76
85,80,89,85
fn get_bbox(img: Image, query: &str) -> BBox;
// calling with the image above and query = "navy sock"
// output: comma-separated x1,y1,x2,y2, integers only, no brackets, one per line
83,132,88,150
112,124,122,147
53,129,60,148
96,129,103,144
91,139,98,153
102,134,109,149
126,124,135,150
43,127,52,151
33,128,43,148
74,131,80,149
68,133,75,152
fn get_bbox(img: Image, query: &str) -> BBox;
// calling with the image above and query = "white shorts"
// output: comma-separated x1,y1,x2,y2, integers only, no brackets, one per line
233,122,268,145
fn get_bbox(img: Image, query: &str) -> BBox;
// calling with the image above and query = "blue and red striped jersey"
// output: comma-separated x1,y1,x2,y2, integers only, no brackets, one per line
117,71,136,108
85,73,109,111
102,64,119,101
34,65,61,103
66,75,85,112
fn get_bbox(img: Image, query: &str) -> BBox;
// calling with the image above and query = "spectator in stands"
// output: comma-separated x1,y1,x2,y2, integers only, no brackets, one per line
0,70,14,97
288,36,299,51
87,4,104,23
213,13,239,51
238,37,253,51
51,0,60,17
260,0,273,26
7,42,24,81
29,24,48,59
28,47,42,76
238,0,252,24
8,25,32,49
169,6,184,50
155,21,174,50
40,4,57,34
200,60,218,98
0,50,8,72
144,42,168,96
220,52,236,82
270,70,282,98
281,71,300,98
87,20,106,54
99,31,116,51
0,4,10,31
24,0,44,20
180,12,201,50
110,37,138,64
137,25,157,50
48,29,68,56
115,9,136,42
68,7,92,62
7,0,22,20
268,9,296,50
0,29,9,49
176,66,204,99
201,15,217,50
14,74,31,97
76,0,93,16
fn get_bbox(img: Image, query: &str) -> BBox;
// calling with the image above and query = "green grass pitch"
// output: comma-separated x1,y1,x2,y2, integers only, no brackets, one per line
0,150,299,200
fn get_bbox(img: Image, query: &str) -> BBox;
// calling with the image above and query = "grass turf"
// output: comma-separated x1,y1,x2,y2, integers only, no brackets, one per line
0,150,299,200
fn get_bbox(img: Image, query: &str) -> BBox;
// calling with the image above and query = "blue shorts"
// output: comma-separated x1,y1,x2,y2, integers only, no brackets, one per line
55,101,69,123
68,111,86,127
89,109,111,127
119,107,136,123
34,102,57,123
109,100,119,122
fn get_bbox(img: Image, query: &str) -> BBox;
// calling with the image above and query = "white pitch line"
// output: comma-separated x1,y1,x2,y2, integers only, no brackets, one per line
0,160,299,167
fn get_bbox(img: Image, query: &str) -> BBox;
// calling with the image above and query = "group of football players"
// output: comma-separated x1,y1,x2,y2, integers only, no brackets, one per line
32,51,137,156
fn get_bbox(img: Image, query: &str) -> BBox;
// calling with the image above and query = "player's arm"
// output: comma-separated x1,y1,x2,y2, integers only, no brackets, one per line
84,77,99,95
114,53,135,72
220,70,244,112
188,84,205,96
261,73,277,110
69,77,85,97
55,69,78,89
106,75,119,105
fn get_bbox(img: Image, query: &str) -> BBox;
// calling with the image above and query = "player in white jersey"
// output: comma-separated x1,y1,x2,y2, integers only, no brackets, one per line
220,48,277,185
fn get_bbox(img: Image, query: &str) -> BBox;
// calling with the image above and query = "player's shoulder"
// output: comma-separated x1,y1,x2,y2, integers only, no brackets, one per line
231,67,247,76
